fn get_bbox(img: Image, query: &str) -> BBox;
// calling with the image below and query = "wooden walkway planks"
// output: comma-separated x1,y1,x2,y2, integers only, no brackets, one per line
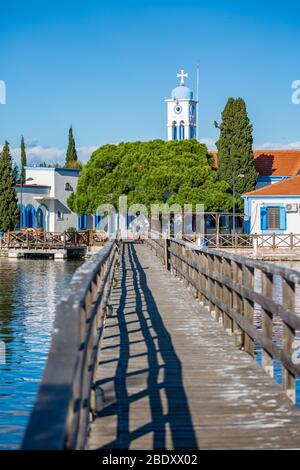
87,241,300,450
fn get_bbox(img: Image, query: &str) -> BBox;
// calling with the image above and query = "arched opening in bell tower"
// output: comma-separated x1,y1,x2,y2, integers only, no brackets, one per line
179,121,185,140
172,121,177,140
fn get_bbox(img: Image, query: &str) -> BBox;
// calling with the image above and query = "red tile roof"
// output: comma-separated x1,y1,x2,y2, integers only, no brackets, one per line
253,150,300,177
243,175,300,197
212,150,300,177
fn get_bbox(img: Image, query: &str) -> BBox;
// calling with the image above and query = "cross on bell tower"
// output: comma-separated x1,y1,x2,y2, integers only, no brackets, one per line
177,69,188,86
165,69,198,141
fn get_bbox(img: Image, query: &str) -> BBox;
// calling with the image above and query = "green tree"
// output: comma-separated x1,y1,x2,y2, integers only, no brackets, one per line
68,139,233,214
65,126,78,168
20,136,27,183
215,97,258,208
0,142,19,232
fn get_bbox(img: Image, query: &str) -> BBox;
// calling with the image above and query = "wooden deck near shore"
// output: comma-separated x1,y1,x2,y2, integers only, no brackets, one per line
87,242,300,450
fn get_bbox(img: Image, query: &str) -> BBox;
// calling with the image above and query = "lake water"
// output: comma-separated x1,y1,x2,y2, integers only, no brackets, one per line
0,257,82,449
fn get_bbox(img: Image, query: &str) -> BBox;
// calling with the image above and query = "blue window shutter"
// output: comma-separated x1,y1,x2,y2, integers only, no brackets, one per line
279,206,287,230
78,215,85,230
260,207,268,230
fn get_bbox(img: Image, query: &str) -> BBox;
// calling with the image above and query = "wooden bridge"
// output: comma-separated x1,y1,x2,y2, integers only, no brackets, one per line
22,236,300,450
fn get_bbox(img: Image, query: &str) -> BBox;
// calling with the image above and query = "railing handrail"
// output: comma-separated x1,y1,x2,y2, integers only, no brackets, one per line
21,239,119,449
174,237,300,284
148,231,300,284
145,235,300,403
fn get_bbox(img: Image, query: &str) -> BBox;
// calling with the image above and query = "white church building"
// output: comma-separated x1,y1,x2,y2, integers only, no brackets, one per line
15,167,82,232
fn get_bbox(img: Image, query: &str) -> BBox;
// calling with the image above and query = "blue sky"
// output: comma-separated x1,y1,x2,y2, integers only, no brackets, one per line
0,0,300,165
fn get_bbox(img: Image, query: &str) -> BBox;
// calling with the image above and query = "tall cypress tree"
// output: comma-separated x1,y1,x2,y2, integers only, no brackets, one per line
65,126,78,168
215,98,258,204
20,136,27,183
0,142,19,232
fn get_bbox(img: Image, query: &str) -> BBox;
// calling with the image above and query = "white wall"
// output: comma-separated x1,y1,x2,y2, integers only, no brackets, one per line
249,197,300,234
53,169,79,231
165,98,197,140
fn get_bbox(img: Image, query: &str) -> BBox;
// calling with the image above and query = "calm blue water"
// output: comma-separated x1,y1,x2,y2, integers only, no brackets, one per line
0,257,82,449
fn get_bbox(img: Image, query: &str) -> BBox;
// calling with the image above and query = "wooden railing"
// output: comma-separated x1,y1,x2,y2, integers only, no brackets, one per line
22,239,119,449
146,235,300,403
0,230,108,250
255,233,300,250
183,233,253,248
183,233,300,250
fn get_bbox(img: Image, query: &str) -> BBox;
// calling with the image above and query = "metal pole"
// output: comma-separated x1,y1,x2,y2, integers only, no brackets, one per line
20,173,23,230
233,175,236,234
196,64,199,141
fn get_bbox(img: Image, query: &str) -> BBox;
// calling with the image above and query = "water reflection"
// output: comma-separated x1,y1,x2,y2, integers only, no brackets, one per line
0,257,82,449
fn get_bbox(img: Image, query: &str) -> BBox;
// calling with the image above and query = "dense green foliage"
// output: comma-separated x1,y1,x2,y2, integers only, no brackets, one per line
215,98,258,208
68,139,233,214
20,136,27,182
0,142,19,231
65,126,79,168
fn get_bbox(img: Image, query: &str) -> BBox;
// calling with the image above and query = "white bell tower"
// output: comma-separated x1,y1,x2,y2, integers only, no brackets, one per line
165,69,198,141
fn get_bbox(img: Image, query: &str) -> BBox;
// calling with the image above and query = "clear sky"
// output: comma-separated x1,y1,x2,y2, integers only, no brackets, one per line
1,0,300,165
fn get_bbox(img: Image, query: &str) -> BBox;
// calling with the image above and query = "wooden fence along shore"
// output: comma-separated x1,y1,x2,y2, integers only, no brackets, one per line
0,230,107,250
184,232,300,250
0,230,108,259
21,234,300,450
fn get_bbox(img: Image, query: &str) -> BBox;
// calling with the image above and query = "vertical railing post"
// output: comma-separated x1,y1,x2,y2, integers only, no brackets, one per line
232,261,244,347
243,264,255,357
272,233,276,250
221,257,233,335
214,255,223,323
196,251,204,304
203,252,209,309
164,238,170,271
207,253,215,315
282,276,296,403
290,233,294,250
261,270,274,377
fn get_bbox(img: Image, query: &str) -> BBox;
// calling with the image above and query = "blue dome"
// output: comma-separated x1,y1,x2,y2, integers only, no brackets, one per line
171,85,193,100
